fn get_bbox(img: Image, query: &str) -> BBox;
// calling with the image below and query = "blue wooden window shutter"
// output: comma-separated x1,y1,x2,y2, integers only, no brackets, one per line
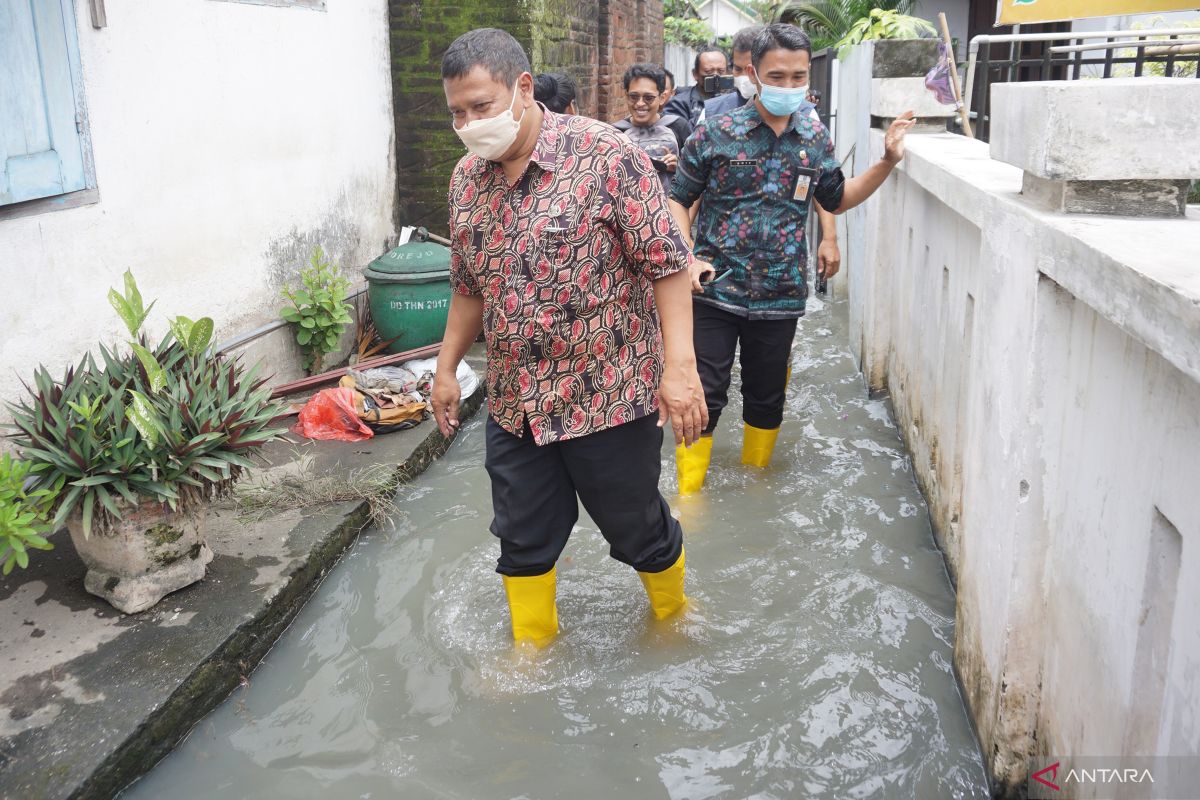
1,0,89,206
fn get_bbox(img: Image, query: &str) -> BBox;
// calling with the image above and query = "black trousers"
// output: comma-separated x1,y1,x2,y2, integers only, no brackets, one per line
693,301,798,434
484,413,684,577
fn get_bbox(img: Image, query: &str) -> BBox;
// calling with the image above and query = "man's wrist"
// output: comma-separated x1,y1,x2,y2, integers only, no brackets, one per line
882,153,901,167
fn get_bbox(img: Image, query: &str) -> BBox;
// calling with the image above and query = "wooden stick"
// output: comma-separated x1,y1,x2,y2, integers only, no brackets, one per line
269,342,443,398
939,12,973,139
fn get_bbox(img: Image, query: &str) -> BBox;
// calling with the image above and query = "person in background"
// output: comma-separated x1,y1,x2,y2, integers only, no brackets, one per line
534,72,578,115
663,68,677,104
435,28,707,647
667,23,914,493
612,64,692,193
663,46,729,125
700,24,842,291
700,25,763,122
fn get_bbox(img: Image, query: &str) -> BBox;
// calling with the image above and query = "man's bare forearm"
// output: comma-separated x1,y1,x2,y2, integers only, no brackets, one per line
436,293,485,373
653,269,697,368
833,157,897,214
817,205,837,241
667,199,696,249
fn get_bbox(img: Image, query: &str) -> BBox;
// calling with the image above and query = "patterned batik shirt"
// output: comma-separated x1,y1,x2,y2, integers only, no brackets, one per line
669,101,845,320
448,109,691,445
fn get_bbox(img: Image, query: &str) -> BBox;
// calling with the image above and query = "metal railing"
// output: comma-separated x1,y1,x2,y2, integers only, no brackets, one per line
964,27,1200,141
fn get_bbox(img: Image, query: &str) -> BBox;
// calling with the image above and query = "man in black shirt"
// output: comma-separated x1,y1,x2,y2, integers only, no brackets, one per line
663,46,729,126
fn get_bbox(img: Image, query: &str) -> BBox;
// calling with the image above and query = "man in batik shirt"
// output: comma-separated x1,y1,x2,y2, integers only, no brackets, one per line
667,23,914,493
431,28,708,647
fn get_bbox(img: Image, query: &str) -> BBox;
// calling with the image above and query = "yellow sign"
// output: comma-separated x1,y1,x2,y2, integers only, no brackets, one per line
998,0,1200,25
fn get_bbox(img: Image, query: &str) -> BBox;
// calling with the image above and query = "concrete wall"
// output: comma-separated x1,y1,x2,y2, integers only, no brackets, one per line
838,47,1200,794
0,0,396,411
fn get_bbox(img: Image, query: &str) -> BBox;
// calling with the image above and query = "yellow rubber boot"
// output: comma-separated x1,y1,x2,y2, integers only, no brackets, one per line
502,567,559,647
741,423,781,468
638,548,687,620
675,435,714,495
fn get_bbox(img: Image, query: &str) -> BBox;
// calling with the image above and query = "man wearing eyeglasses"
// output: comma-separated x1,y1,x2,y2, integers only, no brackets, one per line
612,63,693,192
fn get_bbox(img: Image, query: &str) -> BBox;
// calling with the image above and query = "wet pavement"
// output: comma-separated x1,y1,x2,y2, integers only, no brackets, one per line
122,295,990,799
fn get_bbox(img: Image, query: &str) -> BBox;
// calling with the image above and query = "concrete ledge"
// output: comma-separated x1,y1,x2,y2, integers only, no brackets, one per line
869,39,941,79
1021,173,1189,217
889,130,1200,384
870,77,957,119
990,78,1200,181
0,381,485,799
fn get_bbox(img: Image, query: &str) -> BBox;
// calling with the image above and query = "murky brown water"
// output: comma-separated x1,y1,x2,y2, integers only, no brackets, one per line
123,295,989,799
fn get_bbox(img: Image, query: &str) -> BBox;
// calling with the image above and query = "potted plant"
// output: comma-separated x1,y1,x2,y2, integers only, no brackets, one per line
6,272,286,613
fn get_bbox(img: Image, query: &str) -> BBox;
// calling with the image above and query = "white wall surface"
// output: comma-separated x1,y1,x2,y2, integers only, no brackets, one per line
695,0,758,39
838,48,1200,791
0,0,396,412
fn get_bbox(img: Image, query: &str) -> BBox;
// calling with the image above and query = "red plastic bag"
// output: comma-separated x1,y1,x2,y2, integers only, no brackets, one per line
292,387,374,441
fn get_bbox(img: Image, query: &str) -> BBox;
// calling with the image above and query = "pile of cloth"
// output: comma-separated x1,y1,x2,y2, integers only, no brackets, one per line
292,359,478,442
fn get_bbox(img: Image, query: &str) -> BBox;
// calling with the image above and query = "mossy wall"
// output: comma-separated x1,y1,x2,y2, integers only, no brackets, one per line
389,0,664,233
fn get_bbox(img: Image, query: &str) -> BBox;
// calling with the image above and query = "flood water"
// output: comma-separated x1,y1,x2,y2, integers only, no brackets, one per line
123,295,989,799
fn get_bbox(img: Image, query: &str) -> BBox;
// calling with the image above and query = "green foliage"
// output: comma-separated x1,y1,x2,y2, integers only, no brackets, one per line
107,269,156,340
1112,18,1200,78
775,0,922,51
0,454,56,575
665,15,717,49
834,8,935,58
664,0,699,17
280,247,354,375
7,273,288,540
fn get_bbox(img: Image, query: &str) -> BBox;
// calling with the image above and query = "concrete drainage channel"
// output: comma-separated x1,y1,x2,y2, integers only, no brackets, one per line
0,385,484,800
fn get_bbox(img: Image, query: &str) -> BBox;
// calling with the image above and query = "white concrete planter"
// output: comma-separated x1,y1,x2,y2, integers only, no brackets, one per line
66,503,213,614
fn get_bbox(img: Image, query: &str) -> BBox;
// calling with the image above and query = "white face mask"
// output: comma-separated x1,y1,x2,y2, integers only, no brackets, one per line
454,81,526,161
734,74,757,100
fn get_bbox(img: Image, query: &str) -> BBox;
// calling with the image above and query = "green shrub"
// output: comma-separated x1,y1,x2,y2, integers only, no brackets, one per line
280,247,354,375
0,454,56,574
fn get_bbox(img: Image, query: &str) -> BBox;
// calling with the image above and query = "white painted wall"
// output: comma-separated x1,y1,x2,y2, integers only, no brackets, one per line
838,45,1200,791
695,0,758,39
0,0,396,414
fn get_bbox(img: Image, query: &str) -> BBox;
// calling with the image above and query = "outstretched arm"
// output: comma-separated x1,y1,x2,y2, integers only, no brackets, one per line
830,111,916,214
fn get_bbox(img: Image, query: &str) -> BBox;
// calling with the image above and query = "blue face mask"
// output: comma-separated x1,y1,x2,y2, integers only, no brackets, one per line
757,78,810,117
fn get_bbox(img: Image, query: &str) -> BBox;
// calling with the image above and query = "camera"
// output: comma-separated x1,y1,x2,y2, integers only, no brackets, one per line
702,75,735,95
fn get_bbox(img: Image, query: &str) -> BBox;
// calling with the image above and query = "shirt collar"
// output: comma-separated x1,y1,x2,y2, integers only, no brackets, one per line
741,100,809,134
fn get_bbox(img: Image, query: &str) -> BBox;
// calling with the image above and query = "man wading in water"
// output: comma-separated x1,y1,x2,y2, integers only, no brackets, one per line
668,23,915,493
431,28,707,647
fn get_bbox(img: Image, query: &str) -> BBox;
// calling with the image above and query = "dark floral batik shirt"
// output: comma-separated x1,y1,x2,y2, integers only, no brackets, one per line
449,108,691,444
670,101,844,320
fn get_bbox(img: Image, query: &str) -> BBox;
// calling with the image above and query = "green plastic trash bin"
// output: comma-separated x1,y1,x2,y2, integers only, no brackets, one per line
363,240,452,353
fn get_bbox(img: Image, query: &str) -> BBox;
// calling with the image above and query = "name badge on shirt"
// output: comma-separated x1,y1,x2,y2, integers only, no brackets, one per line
730,159,757,167
792,166,818,205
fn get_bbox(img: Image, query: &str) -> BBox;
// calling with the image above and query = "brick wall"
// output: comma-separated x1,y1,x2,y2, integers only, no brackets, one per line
598,0,665,122
390,0,664,231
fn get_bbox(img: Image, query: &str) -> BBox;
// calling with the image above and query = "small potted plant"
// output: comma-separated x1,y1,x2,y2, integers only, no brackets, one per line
6,272,286,613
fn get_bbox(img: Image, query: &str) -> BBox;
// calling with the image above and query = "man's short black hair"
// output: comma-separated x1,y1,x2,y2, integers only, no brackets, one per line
623,63,666,92
693,46,729,72
664,68,676,89
751,23,812,68
441,28,531,85
732,25,766,55
534,72,577,113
